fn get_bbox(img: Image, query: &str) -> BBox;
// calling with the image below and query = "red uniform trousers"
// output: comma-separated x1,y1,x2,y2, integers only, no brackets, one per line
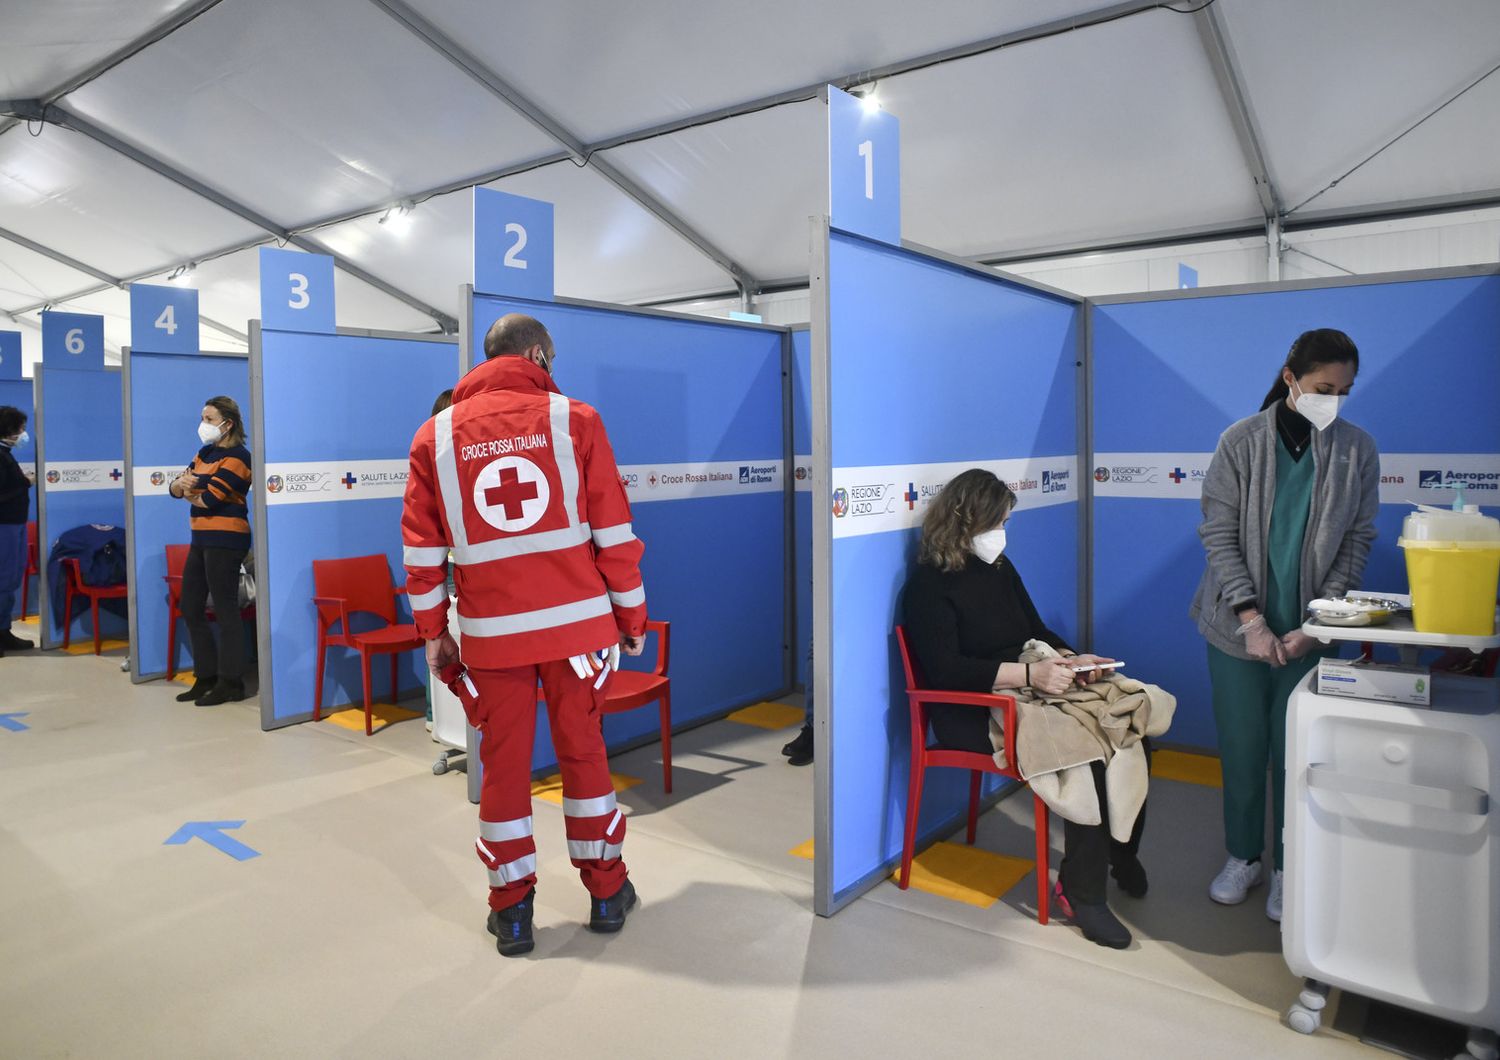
472,659,629,912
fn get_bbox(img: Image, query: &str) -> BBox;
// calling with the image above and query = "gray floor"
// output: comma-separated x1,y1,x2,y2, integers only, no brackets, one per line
0,640,1379,1059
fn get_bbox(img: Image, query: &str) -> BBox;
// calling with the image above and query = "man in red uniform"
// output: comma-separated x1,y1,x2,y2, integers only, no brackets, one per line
402,313,647,957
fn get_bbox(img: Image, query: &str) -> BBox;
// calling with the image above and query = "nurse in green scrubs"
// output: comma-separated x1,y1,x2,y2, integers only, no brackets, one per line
1189,329,1381,923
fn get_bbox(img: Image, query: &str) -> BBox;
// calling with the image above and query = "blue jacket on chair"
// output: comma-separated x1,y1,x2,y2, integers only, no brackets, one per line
47,523,127,627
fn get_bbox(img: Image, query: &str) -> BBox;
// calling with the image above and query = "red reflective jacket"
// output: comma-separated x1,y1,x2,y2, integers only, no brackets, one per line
401,356,646,669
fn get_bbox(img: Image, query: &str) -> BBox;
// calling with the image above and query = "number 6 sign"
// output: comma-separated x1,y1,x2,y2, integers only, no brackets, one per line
474,187,554,302
130,283,200,354
259,246,336,333
41,310,105,371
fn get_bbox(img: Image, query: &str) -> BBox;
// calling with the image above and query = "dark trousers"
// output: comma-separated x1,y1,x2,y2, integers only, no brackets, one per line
180,544,247,684
0,521,24,630
931,704,1149,906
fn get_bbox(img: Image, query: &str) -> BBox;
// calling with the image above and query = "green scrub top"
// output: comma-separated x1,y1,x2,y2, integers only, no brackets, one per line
1265,438,1315,637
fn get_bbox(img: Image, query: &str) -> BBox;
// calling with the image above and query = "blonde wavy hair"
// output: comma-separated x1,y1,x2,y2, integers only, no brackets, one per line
918,469,1016,572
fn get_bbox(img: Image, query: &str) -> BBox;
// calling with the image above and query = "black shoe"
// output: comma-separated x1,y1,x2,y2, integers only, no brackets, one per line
1110,857,1149,899
486,889,535,957
195,679,245,706
782,724,813,766
588,879,637,934
1054,882,1131,949
176,677,216,702
0,630,33,650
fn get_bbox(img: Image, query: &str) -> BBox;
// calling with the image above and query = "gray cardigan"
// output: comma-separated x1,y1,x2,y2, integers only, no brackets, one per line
1190,405,1381,659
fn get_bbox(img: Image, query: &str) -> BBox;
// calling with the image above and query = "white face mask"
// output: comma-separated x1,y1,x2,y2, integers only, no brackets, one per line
198,420,224,445
971,527,1007,565
1291,380,1343,432
7,430,27,447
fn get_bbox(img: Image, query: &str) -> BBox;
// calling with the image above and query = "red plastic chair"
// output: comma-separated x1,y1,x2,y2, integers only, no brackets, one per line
534,620,674,793
163,544,256,680
606,620,672,793
21,521,37,620
61,558,128,655
895,625,1051,925
312,554,424,735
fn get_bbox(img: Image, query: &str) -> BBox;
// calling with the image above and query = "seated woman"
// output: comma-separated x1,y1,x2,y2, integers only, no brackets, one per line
903,468,1148,949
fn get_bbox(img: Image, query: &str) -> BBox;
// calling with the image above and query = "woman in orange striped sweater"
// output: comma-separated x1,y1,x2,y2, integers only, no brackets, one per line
168,396,252,706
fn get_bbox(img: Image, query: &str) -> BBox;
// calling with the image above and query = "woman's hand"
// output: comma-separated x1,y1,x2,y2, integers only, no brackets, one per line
1281,630,1319,660
1029,657,1077,696
1239,614,1286,667
1067,653,1116,686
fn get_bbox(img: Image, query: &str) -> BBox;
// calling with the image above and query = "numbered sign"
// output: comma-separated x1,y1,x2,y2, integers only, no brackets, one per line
129,283,200,354
827,84,901,245
259,246,336,333
1177,263,1199,290
40,310,105,371
0,329,20,381
473,187,554,301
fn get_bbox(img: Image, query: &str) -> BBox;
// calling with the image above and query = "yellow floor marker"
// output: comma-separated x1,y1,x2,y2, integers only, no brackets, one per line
172,671,199,687
1152,749,1223,788
321,702,423,733
889,841,1035,909
788,839,815,861
530,772,641,805
59,639,129,656
725,702,805,730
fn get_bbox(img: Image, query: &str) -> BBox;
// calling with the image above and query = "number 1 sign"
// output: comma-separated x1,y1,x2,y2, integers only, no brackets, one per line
130,283,200,354
827,84,901,246
474,187,555,302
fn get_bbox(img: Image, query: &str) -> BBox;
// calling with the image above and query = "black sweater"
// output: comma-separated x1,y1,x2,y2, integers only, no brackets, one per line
0,443,31,525
903,554,1073,751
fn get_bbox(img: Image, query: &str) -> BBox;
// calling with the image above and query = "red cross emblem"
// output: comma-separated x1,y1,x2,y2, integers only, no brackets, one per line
473,456,550,532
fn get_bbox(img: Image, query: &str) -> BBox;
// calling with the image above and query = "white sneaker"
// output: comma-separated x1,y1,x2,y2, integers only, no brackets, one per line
1209,856,1264,905
1266,869,1284,922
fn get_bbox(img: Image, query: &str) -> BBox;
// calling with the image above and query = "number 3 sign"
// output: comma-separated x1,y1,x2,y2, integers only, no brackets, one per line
130,283,200,354
474,187,554,302
259,246,336,333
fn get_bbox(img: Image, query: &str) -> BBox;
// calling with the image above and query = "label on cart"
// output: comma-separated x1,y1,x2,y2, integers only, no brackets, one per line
1317,659,1430,706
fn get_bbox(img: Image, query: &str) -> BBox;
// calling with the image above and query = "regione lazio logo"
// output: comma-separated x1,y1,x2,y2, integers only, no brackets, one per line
474,456,550,532
265,475,284,494
832,488,849,518
46,470,60,484
150,472,166,487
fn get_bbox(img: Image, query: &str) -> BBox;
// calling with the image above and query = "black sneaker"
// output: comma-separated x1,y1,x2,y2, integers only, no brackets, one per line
0,630,33,650
486,889,535,957
195,679,245,707
176,677,216,702
782,723,813,766
1110,857,1149,899
1054,881,1131,949
588,879,637,934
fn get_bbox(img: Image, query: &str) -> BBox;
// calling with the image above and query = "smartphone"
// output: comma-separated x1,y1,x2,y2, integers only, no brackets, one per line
1071,660,1124,673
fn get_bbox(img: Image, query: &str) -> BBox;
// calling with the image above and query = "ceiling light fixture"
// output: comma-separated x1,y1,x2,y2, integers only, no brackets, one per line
379,202,414,236
849,81,881,113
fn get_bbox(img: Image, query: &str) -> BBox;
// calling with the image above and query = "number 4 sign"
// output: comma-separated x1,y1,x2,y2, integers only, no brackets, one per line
473,187,554,301
130,283,200,354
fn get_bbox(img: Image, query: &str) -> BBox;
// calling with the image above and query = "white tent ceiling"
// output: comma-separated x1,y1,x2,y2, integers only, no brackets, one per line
2,0,1498,360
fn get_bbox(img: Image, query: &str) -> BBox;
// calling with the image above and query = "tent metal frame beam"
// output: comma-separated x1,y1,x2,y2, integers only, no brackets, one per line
1192,2,1280,224
366,0,760,297
1,102,458,332
0,0,228,141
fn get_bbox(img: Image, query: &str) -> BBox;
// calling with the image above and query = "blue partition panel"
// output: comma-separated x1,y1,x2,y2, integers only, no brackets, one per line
37,368,125,647
126,352,251,680
792,328,812,689
0,378,38,618
823,230,1081,906
471,293,787,771
256,330,457,728
1092,274,1500,750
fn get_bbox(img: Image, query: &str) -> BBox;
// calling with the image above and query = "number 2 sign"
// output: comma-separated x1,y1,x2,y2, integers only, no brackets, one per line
474,187,554,302
130,283,200,354
259,246,336,333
